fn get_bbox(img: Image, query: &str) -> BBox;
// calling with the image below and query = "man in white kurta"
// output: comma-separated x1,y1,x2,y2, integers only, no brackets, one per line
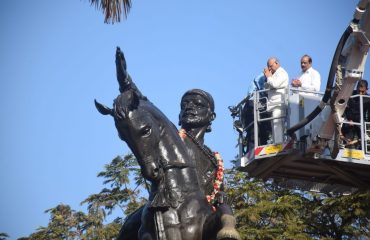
264,57,289,143
292,55,321,93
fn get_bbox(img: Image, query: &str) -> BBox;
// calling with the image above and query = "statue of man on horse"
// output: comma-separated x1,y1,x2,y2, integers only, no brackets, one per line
178,89,240,240
96,47,240,240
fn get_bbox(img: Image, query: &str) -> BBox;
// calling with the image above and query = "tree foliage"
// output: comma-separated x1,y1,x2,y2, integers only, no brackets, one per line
19,153,370,239
81,154,147,218
18,153,146,240
224,167,370,240
0,233,9,240
225,170,310,240
303,190,370,239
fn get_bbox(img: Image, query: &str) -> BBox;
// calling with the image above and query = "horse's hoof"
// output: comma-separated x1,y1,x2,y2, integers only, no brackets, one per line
216,214,241,240
216,228,241,240
218,238,240,240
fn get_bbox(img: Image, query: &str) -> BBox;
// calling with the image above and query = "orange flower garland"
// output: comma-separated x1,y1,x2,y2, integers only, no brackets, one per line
178,129,224,205
179,128,187,139
206,152,224,204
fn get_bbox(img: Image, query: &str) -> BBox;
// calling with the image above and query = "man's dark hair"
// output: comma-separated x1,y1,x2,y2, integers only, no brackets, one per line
358,79,368,89
302,54,312,64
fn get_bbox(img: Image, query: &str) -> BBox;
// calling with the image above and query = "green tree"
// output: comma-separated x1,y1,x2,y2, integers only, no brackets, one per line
19,153,370,239
81,154,147,220
0,233,9,240
304,191,370,239
225,169,310,240
19,203,120,240
19,153,146,239
20,204,88,240
225,165,370,240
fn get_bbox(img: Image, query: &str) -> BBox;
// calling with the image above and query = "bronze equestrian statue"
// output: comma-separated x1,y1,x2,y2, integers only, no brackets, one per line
178,89,240,240
95,47,240,240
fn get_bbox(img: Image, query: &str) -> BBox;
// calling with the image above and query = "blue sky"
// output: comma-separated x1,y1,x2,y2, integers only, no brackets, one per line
0,0,366,238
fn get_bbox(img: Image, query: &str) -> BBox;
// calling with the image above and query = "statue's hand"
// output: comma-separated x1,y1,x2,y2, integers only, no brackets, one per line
115,47,130,92
113,47,144,98
116,47,127,71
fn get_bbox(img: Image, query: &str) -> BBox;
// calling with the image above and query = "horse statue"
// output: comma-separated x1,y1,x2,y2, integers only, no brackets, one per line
95,47,223,240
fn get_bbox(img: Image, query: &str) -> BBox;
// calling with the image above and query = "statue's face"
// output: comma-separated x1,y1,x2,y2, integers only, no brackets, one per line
179,94,213,129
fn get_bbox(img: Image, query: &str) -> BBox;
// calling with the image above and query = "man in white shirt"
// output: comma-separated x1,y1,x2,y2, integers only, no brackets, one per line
264,57,289,143
291,55,321,93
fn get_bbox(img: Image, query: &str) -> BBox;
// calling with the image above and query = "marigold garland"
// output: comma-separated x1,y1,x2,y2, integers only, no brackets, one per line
178,129,224,205
179,128,187,139
206,152,224,204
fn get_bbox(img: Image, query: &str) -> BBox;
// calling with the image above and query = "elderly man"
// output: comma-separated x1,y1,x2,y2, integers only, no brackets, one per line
263,57,289,143
291,54,321,93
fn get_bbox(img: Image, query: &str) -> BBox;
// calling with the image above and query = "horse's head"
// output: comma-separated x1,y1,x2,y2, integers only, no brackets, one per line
95,90,163,182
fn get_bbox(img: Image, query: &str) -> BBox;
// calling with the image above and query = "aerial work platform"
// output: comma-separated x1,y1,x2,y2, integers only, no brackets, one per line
230,89,370,194
237,143,370,194
230,1,370,194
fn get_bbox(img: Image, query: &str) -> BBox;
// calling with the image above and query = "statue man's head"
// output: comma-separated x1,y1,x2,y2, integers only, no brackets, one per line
179,89,216,132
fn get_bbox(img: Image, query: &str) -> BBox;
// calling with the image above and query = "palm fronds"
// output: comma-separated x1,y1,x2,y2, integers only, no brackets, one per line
89,0,132,24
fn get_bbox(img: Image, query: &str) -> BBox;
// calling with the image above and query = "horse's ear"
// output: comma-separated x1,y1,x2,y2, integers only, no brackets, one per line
95,99,113,116
129,90,140,110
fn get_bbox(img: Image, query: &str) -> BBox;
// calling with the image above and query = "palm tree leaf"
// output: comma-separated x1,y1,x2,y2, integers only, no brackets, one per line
89,0,132,24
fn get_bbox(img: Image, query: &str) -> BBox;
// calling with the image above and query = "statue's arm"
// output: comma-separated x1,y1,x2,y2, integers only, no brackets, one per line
116,47,146,99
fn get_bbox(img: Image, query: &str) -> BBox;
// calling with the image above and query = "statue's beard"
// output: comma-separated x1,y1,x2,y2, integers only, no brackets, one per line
180,115,209,129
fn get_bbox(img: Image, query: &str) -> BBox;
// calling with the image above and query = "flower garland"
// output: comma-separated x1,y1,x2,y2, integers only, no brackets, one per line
179,128,187,139
178,129,225,205
206,152,224,204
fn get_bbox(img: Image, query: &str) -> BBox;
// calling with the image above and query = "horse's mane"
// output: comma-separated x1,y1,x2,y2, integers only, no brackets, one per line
115,89,179,133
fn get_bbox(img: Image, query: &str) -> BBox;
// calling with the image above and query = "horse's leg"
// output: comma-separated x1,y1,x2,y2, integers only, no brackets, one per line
117,205,144,240
177,193,212,240
153,196,207,240
216,204,240,240
138,205,157,240
203,204,241,240
162,208,182,240
202,210,221,240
